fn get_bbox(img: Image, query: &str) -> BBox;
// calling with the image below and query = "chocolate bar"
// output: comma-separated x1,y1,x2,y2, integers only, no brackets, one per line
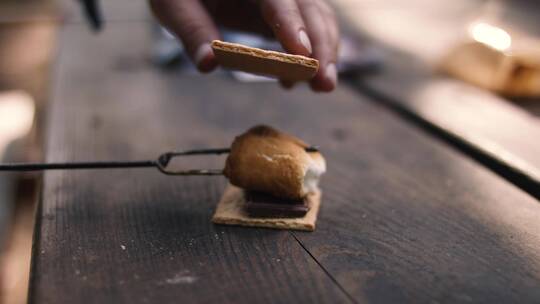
244,191,310,218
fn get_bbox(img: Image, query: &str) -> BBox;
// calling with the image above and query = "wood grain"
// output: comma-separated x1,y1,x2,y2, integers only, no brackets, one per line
30,22,540,303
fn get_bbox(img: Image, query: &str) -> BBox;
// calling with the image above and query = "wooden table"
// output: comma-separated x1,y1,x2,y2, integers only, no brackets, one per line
29,2,540,303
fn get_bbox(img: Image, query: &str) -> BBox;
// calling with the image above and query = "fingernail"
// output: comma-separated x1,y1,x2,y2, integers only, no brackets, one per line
194,43,212,67
325,63,337,87
299,30,312,54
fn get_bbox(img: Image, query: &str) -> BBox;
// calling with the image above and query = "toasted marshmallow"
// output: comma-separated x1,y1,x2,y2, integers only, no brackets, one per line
224,125,326,200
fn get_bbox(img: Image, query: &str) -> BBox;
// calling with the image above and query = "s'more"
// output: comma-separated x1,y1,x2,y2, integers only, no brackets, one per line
213,125,326,232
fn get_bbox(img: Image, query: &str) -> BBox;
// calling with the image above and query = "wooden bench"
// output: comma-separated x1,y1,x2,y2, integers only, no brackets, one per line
28,19,540,303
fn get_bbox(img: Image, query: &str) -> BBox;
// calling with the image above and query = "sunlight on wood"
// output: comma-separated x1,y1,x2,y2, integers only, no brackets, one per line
0,91,35,154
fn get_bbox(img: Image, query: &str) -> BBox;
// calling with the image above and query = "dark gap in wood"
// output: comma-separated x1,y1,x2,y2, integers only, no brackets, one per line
289,231,358,304
346,80,540,201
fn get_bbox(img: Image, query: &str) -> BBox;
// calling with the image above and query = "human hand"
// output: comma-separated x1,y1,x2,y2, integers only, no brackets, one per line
150,0,339,92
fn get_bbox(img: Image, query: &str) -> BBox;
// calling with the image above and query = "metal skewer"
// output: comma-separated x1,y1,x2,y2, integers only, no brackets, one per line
0,146,319,176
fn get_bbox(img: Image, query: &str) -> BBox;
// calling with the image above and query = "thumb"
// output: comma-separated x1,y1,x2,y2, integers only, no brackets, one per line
150,0,220,72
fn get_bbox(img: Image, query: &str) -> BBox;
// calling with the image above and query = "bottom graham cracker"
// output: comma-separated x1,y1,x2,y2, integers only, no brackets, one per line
212,184,322,232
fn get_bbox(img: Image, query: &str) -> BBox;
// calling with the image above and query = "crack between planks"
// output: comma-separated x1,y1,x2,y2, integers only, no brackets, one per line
289,231,358,304
346,80,540,201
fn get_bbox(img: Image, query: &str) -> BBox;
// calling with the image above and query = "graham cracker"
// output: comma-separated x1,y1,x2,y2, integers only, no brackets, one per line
212,184,321,232
211,40,319,81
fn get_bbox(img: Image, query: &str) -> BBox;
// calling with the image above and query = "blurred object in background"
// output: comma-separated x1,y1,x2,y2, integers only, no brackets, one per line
0,0,58,303
0,91,36,304
0,92,35,154
0,0,57,100
441,21,540,97
329,0,540,119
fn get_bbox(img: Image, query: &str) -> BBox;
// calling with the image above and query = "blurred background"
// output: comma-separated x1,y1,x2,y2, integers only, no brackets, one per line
1,0,539,303
1,0,57,303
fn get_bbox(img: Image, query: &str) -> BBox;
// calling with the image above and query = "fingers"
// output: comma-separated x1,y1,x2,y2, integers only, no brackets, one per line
149,0,339,91
298,0,339,92
259,0,313,56
149,0,219,72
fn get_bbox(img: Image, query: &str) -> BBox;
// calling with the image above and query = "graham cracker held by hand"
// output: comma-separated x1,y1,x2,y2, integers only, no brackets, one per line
211,40,319,82
212,184,321,232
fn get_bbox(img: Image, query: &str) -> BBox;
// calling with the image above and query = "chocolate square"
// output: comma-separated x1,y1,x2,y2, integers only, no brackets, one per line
244,191,310,218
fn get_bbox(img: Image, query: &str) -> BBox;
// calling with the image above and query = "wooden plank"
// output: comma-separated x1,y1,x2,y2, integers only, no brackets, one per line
331,0,540,198
29,24,352,304
30,22,540,303
354,52,540,198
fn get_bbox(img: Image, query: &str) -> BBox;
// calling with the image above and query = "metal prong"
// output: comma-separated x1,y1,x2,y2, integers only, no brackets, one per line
165,148,231,157
157,168,224,176
155,145,319,175
156,148,229,176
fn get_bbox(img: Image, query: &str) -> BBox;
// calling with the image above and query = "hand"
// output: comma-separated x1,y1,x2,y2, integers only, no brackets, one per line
150,0,339,92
